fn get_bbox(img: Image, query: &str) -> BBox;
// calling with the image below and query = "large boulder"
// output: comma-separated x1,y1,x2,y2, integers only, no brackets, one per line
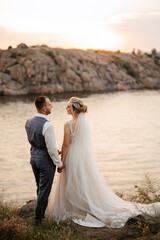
19,199,36,218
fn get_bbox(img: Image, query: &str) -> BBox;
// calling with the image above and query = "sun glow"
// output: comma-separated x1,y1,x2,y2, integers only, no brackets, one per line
0,0,121,50
59,24,121,51
1,22,121,51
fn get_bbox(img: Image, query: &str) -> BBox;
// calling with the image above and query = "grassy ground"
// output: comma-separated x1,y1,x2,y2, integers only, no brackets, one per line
0,174,160,240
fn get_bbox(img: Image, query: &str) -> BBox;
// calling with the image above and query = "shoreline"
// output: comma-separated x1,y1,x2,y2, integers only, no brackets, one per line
0,88,160,103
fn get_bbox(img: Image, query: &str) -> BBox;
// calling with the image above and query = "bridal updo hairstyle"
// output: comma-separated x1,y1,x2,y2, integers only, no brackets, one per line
70,97,87,114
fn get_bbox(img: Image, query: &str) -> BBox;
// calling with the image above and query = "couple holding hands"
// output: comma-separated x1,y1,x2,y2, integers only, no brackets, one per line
25,96,160,228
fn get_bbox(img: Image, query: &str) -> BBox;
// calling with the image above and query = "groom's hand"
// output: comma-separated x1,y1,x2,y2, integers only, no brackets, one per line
58,149,62,155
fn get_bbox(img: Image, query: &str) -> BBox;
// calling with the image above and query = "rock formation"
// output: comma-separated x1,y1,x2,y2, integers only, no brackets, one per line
0,43,160,95
19,199,36,218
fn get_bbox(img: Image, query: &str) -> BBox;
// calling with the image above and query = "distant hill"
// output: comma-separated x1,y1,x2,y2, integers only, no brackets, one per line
0,43,160,95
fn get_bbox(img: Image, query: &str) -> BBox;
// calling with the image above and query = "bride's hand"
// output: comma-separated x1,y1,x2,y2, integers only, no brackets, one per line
57,165,65,173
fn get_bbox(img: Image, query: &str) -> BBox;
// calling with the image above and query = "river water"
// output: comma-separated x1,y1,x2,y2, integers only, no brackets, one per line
0,90,160,204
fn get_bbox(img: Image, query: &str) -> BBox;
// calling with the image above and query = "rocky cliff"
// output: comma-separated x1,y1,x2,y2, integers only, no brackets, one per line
0,43,160,95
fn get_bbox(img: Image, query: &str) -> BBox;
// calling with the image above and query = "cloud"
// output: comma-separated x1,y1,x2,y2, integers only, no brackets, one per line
106,12,160,51
106,13,135,25
106,11,160,25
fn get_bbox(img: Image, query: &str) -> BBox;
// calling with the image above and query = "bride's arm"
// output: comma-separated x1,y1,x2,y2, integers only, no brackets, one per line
58,122,70,172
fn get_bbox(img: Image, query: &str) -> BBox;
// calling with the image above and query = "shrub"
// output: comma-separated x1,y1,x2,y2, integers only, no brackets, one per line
4,69,10,74
113,56,138,78
0,217,33,240
128,174,160,204
46,51,54,59
45,51,58,65
11,52,17,58
154,56,160,66
151,48,157,56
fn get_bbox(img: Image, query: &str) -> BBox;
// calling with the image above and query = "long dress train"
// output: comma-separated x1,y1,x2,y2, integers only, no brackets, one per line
46,113,160,228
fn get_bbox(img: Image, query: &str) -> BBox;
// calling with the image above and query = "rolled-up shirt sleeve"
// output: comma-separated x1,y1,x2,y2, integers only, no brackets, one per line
43,122,63,168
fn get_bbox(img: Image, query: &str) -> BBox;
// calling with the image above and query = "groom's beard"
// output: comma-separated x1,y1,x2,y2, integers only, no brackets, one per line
46,109,52,115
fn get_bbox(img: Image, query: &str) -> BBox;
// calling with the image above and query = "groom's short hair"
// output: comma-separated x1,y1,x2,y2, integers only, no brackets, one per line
35,96,48,110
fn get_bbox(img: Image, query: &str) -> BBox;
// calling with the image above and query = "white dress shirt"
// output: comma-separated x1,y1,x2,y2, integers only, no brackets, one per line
36,113,63,168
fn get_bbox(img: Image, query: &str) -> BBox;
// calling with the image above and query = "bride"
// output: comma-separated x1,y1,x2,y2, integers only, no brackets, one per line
46,97,160,228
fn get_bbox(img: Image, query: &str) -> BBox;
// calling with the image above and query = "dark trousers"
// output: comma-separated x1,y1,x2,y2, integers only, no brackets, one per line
31,156,56,222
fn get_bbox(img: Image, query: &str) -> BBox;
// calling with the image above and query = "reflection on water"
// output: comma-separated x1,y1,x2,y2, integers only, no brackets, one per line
0,90,160,204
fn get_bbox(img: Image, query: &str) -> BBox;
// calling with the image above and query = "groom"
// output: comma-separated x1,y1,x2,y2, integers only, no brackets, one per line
25,96,63,224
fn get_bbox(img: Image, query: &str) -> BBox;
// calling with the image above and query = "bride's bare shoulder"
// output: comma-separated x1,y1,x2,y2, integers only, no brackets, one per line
64,121,70,126
64,121,70,131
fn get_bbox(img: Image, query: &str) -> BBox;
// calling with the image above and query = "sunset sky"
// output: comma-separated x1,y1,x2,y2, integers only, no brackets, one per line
0,0,160,52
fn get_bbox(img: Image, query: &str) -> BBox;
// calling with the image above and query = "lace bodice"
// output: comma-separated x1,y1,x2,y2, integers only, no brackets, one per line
68,121,74,142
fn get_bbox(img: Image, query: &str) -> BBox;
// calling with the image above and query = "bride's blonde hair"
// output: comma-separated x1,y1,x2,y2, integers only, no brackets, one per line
69,97,87,114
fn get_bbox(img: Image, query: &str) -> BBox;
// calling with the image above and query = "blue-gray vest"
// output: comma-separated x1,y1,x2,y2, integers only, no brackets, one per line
25,116,53,163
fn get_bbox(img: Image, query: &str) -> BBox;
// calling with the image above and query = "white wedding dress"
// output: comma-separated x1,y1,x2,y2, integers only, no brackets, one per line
46,113,160,228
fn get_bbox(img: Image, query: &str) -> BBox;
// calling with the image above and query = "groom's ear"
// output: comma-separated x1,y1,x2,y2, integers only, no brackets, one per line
42,105,46,113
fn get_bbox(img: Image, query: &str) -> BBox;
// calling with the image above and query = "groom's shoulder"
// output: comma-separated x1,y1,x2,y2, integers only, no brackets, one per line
25,116,36,122
25,117,33,123
25,116,46,124
25,117,35,127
